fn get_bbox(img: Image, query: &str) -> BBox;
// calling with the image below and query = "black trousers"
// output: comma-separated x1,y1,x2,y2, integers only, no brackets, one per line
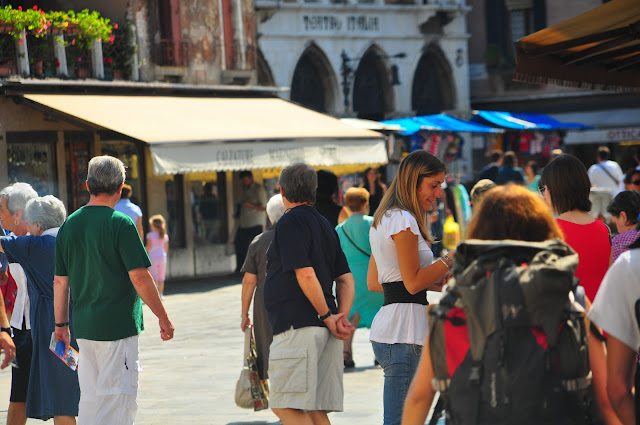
235,225,262,272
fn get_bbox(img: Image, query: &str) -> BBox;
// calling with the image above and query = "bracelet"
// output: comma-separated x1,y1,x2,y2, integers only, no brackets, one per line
0,327,12,336
440,258,452,269
241,313,249,318
318,310,331,321
55,322,69,327
442,254,452,265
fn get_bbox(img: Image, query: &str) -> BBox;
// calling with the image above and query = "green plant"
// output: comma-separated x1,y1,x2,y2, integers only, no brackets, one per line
0,6,112,46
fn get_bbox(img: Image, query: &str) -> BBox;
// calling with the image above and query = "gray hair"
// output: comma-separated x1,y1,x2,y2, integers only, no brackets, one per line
0,183,38,214
87,156,126,196
279,163,317,204
266,194,286,225
25,195,67,231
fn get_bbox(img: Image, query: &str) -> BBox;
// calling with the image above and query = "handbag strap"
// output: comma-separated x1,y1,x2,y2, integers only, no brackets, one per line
243,326,252,367
597,162,620,186
339,225,371,257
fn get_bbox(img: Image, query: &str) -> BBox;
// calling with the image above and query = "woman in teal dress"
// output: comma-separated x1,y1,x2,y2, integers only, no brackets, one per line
336,187,384,368
525,160,542,193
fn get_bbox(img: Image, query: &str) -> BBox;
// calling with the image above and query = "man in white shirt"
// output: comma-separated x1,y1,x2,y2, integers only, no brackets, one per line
588,244,640,424
588,146,623,221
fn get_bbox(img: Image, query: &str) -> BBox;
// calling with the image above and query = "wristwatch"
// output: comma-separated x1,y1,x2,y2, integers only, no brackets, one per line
1,327,12,336
318,310,331,321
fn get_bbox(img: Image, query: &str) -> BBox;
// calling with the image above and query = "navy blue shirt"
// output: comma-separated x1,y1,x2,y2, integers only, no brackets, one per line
264,205,350,335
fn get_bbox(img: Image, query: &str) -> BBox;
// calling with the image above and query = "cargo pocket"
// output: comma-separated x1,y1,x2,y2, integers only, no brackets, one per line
269,348,308,393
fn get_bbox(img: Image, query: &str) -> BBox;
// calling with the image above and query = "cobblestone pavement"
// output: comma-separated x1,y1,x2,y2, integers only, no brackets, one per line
0,276,406,425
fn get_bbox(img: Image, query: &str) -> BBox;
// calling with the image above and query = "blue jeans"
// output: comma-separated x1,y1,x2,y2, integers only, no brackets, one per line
372,341,423,425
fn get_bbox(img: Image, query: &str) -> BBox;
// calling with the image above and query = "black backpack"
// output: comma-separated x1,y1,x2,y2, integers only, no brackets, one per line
428,239,594,425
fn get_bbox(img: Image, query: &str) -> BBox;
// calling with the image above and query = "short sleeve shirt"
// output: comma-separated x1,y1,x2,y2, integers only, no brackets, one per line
114,199,143,224
263,205,350,335
241,228,275,287
239,182,267,228
588,249,640,350
55,206,151,341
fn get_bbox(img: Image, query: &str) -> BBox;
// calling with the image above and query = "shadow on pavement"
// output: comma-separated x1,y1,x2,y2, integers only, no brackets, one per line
164,273,242,296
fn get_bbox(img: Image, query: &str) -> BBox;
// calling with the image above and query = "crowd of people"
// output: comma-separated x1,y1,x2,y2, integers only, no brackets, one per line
0,156,174,425
239,146,640,425
0,145,639,425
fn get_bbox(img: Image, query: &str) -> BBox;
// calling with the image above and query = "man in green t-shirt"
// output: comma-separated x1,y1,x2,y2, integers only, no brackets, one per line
54,155,175,425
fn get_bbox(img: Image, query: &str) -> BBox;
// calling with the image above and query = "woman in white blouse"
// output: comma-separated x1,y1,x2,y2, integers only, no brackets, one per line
367,150,454,425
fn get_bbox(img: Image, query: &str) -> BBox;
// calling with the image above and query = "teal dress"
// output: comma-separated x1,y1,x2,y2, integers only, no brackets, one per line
526,175,541,193
336,214,383,328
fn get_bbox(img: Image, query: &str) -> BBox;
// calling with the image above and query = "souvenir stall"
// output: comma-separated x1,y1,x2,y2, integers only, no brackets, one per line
380,114,503,245
471,111,591,168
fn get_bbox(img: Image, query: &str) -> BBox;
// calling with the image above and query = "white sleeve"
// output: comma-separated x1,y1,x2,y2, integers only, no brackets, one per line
588,252,640,350
382,210,421,241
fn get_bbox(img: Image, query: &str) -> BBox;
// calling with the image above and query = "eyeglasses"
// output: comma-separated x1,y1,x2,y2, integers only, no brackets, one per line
631,179,640,186
538,186,546,196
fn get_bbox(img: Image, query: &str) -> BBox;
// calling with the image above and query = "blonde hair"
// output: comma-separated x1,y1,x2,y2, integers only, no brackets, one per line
373,151,446,244
149,214,166,238
344,187,370,213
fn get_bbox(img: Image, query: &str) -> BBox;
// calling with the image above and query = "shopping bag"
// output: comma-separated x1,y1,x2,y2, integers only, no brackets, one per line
235,327,269,411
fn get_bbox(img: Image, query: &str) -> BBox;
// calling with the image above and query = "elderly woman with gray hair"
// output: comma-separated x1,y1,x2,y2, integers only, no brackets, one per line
0,195,80,424
240,193,286,380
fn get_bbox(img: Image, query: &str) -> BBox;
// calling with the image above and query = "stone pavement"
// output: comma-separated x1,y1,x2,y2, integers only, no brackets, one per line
0,275,413,425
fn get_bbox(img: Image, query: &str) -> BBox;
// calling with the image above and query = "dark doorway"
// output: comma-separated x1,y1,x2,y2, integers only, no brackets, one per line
291,54,326,112
352,52,387,121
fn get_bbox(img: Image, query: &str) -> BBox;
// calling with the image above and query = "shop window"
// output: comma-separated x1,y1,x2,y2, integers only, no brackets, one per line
101,141,145,213
166,175,186,248
509,8,534,43
7,140,57,196
191,173,228,245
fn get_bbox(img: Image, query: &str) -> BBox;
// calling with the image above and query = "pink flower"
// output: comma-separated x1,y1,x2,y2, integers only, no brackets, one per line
33,5,38,10
77,57,82,62
71,38,75,45
54,58,60,67
114,23,119,29
107,57,113,64
18,6,22,10
18,39,23,44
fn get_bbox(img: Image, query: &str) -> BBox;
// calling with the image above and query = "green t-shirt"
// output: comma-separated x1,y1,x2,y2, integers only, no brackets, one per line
55,205,151,341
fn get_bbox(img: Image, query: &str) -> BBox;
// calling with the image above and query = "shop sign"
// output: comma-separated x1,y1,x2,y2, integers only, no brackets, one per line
565,126,640,145
302,15,380,32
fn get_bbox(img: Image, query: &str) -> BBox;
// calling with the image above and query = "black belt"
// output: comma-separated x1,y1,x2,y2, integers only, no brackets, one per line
382,281,428,306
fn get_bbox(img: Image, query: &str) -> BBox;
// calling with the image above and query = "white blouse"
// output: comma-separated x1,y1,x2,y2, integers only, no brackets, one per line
369,209,434,346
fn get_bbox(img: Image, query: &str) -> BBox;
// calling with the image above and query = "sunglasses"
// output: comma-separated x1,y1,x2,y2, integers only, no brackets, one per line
632,179,640,186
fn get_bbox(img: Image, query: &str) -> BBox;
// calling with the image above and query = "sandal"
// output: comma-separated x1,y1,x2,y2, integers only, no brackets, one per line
343,351,355,369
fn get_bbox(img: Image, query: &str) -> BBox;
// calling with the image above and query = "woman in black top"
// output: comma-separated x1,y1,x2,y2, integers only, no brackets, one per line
315,169,349,227
362,167,387,215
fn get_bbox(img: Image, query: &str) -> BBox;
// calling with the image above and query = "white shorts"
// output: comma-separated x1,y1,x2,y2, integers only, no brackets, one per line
77,335,140,425
268,326,343,412
589,188,613,221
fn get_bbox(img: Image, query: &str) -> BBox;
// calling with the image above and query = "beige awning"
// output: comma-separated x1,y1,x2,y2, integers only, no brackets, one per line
514,0,640,91
23,94,387,174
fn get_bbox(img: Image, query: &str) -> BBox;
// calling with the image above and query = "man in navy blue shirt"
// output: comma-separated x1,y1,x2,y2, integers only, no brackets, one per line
264,163,355,425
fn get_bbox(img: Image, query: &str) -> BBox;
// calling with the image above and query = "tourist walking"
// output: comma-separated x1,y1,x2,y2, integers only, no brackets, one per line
402,184,616,425
1,195,79,423
335,187,383,369
0,182,37,425
114,184,144,241
263,163,355,425
607,190,640,261
539,154,612,303
54,155,174,425
240,193,286,380
146,215,169,300
367,150,452,425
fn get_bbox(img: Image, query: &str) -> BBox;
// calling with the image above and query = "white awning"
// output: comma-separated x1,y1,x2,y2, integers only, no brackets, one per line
23,94,387,175
151,139,388,174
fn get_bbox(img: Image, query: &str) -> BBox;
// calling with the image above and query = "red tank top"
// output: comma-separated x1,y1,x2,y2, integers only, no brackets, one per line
557,219,611,302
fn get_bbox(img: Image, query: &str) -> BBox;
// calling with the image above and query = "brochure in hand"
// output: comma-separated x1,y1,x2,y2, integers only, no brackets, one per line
49,332,79,371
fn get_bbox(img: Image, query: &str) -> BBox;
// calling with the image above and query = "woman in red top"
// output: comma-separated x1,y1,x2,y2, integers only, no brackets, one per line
539,154,612,303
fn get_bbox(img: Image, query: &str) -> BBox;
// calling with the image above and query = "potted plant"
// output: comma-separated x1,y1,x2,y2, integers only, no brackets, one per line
102,20,135,80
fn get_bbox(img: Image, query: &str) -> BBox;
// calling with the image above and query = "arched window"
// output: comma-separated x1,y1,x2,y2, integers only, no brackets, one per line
352,51,388,120
291,54,326,112
411,47,455,116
